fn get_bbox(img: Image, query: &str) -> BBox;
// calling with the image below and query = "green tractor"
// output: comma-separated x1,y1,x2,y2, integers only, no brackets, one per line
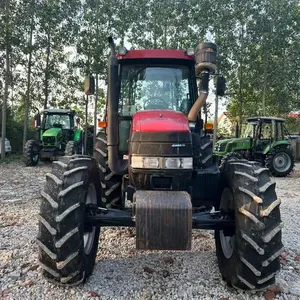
215,116,295,177
23,108,86,166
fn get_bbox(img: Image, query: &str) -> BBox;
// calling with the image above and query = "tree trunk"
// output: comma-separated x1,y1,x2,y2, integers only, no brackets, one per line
23,0,35,148
1,0,10,160
44,30,51,109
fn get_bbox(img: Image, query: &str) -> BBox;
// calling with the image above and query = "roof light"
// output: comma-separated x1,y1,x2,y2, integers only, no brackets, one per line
186,48,195,56
118,47,127,56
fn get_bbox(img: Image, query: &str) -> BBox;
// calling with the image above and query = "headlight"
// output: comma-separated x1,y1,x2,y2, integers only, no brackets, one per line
165,158,181,169
144,157,159,168
131,156,193,169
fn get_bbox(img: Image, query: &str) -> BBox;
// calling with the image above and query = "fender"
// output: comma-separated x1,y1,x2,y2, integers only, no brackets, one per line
73,129,83,142
263,140,290,154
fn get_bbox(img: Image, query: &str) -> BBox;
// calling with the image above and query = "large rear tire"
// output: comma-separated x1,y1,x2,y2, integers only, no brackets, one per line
265,147,294,177
37,155,102,286
93,131,123,209
215,157,283,290
23,140,40,166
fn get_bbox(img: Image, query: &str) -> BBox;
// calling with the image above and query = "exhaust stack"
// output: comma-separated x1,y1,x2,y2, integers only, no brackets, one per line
188,42,218,122
107,36,128,175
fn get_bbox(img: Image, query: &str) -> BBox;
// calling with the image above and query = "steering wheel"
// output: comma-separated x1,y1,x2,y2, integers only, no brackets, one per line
53,123,63,128
143,97,169,110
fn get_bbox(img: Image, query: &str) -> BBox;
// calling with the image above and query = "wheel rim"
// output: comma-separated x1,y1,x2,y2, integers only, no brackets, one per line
220,231,235,259
219,187,235,259
84,183,97,255
273,152,291,173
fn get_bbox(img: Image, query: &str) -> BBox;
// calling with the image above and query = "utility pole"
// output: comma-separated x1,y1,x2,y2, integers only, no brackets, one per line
1,0,10,160
94,74,98,145
84,95,88,155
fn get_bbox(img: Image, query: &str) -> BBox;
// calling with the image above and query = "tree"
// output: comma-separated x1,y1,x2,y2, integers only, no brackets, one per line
22,0,35,148
1,0,11,159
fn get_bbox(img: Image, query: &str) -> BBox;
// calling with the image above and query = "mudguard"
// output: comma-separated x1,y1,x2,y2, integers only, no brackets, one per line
263,140,290,154
135,190,192,250
74,129,83,142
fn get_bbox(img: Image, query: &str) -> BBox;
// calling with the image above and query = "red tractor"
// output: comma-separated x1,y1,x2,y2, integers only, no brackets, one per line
37,37,283,291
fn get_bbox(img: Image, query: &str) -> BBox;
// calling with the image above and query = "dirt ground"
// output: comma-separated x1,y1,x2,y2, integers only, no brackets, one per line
0,159,300,300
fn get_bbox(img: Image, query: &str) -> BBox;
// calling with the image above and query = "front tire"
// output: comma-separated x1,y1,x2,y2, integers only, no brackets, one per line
216,157,283,290
65,141,80,156
37,155,102,286
23,140,40,166
265,147,294,177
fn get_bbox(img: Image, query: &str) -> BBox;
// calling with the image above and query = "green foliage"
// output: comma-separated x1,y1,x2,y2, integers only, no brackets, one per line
0,106,35,153
285,117,300,134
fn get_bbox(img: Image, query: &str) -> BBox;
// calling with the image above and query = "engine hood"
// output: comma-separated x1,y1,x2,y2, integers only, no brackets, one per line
217,137,250,145
131,110,190,133
42,127,62,137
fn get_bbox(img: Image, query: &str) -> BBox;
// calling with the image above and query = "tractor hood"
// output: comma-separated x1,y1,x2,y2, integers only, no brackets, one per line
42,128,62,137
215,137,251,153
217,137,250,145
131,110,190,133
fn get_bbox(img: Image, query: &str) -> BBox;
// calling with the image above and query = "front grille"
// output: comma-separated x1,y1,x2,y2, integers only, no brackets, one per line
151,176,172,189
217,143,226,152
43,136,56,144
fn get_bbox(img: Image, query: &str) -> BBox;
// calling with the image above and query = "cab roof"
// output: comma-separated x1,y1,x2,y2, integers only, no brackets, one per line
247,116,286,123
43,109,75,115
117,49,195,61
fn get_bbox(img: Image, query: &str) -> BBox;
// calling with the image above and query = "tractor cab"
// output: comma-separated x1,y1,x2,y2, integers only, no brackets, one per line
41,109,76,143
245,117,287,153
116,49,199,155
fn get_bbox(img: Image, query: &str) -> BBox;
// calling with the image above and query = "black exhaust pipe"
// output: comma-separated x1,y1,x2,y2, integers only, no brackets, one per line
107,36,128,175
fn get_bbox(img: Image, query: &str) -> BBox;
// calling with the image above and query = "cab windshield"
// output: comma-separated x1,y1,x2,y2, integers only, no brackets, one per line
118,65,192,116
243,122,257,138
44,114,71,130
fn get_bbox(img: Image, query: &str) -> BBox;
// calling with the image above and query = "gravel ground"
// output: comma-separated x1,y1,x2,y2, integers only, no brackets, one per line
1,159,300,300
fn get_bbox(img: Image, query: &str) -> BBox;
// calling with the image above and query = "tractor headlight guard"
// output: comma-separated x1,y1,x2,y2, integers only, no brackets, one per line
131,156,193,169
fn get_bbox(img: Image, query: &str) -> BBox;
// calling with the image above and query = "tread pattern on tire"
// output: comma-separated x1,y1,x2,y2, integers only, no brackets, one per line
192,134,214,168
65,141,77,156
216,156,283,291
23,140,40,166
199,135,213,168
37,155,101,286
265,147,295,177
93,131,123,208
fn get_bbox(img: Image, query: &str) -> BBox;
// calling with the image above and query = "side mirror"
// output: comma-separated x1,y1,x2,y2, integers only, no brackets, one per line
216,76,226,96
84,75,95,95
34,113,41,128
